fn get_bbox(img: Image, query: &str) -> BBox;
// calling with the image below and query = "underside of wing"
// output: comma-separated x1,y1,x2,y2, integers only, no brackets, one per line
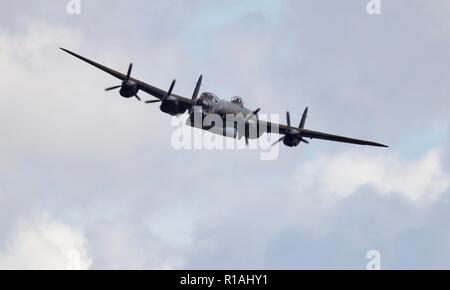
301,129,388,147
60,48,192,105
259,119,387,148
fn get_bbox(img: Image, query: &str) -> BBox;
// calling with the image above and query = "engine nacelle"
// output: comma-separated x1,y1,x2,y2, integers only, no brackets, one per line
119,81,139,98
283,134,302,147
160,99,188,116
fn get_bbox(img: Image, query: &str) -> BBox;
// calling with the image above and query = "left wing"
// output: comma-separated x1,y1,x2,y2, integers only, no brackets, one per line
60,48,193,105
300,129,388,147
258,119,388,147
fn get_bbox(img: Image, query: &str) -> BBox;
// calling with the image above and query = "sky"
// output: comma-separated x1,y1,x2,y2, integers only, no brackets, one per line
0,0,449,269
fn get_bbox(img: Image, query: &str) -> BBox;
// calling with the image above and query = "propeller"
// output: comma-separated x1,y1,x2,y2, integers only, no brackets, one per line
105,85,121,91
188,75,208,113
192,75,203,103
244,108,261,122
244,108,261,146
145,79,176,104
272,108,310,147
299,107,308,129
272,111,293,146
105,63,141,101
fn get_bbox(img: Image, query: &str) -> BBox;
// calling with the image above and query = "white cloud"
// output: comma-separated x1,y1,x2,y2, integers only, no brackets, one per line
295,148,450,204
86,218,184,269
0,214,92,270
0,1,449,269
0,22,167,161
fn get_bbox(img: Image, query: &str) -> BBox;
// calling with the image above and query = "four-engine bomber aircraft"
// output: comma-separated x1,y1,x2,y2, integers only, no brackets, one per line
60,48,388,148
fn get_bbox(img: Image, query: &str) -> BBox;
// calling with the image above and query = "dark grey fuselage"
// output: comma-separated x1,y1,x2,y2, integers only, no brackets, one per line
186,93,262,140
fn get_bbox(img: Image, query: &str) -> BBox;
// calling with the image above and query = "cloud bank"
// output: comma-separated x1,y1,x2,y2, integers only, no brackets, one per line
0,0,449,269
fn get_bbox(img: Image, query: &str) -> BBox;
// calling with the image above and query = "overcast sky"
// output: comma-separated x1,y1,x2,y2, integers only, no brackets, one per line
0,0,449,269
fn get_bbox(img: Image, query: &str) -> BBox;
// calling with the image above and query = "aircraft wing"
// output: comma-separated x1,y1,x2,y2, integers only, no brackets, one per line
300,129,388,147
259,120,388,147
60,48,193,105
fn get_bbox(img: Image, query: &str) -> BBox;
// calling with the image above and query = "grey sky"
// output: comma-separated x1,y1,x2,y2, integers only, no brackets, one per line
0,0,449,269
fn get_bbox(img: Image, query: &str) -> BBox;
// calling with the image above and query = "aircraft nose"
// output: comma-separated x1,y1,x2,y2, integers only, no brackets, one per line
197,99,209,110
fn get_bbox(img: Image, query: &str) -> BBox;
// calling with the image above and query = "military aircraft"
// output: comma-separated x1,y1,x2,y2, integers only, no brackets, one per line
60,48,388,148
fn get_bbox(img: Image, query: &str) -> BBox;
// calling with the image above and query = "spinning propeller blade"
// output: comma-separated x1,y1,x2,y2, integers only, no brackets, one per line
192,75,203,102
105,85,121,91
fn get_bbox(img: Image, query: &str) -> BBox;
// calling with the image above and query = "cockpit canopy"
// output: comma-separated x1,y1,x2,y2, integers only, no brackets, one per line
231,96,244,107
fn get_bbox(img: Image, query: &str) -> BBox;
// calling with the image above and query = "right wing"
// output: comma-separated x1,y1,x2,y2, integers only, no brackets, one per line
258,119,388,148
300,128,388,147
60,48,193,105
